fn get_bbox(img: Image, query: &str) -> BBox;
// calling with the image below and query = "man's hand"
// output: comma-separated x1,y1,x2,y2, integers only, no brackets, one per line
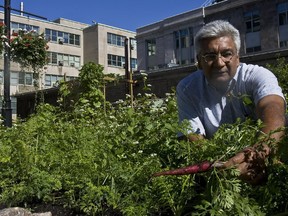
223,145,270,185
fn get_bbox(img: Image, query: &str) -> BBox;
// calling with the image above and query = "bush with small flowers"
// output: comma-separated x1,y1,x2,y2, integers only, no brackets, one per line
10,29,49,72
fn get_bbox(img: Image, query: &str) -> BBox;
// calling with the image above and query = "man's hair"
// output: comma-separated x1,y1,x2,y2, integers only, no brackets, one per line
194,20,241,55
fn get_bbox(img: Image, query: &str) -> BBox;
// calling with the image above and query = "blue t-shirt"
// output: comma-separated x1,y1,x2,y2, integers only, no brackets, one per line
176,63,285,138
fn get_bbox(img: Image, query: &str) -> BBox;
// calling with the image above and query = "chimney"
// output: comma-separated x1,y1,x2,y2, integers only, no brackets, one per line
20,2,24,16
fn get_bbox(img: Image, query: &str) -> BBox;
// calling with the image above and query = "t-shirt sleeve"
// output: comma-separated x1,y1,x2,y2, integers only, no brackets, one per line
248,66,285,106
176,80,206,137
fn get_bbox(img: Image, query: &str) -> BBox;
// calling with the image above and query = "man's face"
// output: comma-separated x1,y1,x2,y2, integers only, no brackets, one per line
197,36,240,91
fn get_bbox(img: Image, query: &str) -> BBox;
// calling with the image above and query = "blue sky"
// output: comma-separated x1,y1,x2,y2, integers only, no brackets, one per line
1,0,207,32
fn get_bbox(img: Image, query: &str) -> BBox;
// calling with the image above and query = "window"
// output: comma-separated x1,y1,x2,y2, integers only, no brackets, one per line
244,10,260,33
131,58,137,69
11,22,39,34
45,74,76,87
278,2,288,47
45,29,80,46
47,52,81,67
11,72,18,85
147,39,156,56
51,30,57,41
8,71,34,86
19,72,33,85
130,38,137,50
45,74,60,87
107,33,125,46
278,2,288,25
11,97,17,115
280,40,288,48
108,54,125,67
180,29,189,48
189,27,194,46
244,9,261,53
246,46,261,53
174,27,194,49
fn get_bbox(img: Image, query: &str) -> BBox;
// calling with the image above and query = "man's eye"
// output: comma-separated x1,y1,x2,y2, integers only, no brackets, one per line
205,54,217,60
221,52,233,57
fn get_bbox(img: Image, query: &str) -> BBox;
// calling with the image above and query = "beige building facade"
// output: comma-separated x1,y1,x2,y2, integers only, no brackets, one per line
136,0,288,71
83,23,137,75
0,11,136,117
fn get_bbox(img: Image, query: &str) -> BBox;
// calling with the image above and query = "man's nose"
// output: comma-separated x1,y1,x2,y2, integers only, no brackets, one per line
214,55,226,66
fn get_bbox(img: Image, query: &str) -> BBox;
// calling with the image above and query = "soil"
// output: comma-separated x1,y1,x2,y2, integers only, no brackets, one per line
31,204,83,216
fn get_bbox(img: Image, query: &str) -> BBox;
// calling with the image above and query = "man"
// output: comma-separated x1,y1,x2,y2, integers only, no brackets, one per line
176,20,286,184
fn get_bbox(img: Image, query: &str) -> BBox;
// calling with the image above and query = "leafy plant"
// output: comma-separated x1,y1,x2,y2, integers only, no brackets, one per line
10,29,49,72
0,61,287,215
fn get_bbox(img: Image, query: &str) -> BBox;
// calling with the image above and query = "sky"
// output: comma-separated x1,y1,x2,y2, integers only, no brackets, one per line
0,0,207,32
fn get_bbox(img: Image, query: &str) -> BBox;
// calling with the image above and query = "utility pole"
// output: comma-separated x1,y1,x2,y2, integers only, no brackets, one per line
0,1,47,127
124,37,129,94
2,0,12,127
123,37,137,108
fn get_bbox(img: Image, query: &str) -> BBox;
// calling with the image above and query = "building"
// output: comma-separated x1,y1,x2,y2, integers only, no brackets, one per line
136,0,288,72
0,8,136,118
0,12,88,115
83,23,137,75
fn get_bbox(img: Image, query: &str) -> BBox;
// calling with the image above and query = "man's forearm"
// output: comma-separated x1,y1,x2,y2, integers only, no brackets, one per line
256,95,286,142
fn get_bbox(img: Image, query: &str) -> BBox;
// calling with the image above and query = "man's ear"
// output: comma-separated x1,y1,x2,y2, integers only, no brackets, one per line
196,55,202,69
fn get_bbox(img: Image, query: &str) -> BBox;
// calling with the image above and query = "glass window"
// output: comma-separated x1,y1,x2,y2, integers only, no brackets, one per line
147,39,156,56
75,35,80,45
175,27,194,49
45,75,51,86
57,31,63,38
51,75,57,85
246,46,261,53
131,58,137,69
45,29,51,40
52,52,58,64
69,34,75,45
11,22,39,35
174,31,180,49
47,52,80,67
18,72,32,85
180,29,189,48
244,10,260,33
51,30,57,41
19,72,25,84
278,2,288,25
280,40,288,47
107,33,125,47
45,29,80,46
11,72,18,85
63,33,69,43
19,23,25,30
11,97,17,115
130,38,137,50
63,54,69,66
108,54,125,67
25,73,33,85
189,27,194,46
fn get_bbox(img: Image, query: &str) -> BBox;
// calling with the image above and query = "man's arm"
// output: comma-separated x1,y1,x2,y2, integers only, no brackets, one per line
224,95,286,184
256,95,286,141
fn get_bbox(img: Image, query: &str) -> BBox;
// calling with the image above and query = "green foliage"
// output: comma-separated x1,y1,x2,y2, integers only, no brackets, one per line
267,57,288,96
10,30,48,72
74,62,106,117
0,61,288,215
